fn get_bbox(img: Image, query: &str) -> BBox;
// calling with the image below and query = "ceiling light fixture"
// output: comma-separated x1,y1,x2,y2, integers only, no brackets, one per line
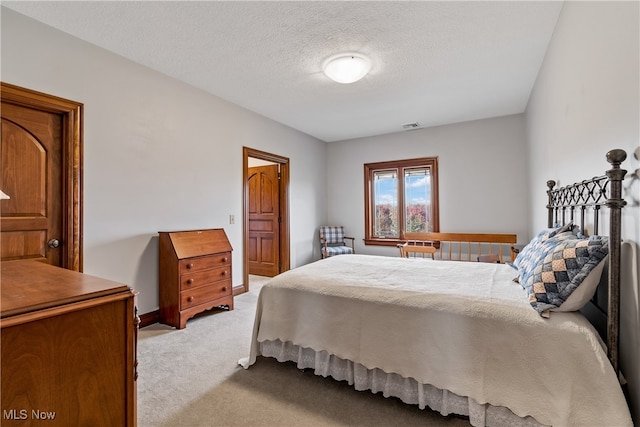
323,53,371,84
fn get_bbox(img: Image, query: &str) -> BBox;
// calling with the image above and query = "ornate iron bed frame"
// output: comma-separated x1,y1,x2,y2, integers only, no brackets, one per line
546,149,627,375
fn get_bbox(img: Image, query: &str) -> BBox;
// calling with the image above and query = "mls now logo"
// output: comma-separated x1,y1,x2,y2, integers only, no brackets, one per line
3,409,56,420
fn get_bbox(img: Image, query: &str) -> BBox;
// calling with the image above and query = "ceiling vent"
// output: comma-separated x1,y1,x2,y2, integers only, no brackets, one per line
402,122,420,130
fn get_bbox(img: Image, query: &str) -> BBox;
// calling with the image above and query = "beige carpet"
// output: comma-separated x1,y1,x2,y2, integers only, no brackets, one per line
137,275,470,427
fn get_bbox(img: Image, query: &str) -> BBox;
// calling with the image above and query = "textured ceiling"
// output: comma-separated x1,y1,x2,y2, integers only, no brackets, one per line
2,1,564,142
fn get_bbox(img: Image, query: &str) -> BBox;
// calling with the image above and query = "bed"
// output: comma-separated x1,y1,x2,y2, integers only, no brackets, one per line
240,149,632,427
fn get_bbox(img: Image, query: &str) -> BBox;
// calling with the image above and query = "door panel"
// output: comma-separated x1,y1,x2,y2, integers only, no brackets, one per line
247,164,279,277
1,120,47,215
1,88,69,267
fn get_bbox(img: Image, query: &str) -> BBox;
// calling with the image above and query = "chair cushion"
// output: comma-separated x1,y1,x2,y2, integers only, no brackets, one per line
325,246,354,257
320,226,346,244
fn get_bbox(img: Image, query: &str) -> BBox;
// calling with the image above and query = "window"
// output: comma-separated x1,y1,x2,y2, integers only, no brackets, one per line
364,157,439,246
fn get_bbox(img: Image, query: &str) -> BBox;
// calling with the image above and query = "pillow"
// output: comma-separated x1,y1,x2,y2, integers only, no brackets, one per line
511,228,554,272
552,256,607,312
512,226,575,286
511,223,574,269
524,236,609,314
549,221,576,237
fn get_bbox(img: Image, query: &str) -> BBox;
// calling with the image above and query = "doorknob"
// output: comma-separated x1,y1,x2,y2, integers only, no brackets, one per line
47,239,60,248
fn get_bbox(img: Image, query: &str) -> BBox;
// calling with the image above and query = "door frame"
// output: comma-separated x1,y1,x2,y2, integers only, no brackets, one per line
242,147,289,293
1,82,83,271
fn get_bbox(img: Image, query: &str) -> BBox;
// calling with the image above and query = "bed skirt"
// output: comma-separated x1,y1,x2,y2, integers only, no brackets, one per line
256,339,544,427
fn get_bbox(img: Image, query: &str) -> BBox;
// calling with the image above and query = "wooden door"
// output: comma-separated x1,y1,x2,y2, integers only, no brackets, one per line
247,164,279,277
0,83,83,270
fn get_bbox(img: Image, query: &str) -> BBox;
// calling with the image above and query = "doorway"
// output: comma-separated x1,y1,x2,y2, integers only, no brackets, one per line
0,83,83,271
242,147,290,293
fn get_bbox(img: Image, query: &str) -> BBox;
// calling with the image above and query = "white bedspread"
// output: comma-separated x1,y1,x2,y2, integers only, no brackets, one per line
241,255,631,426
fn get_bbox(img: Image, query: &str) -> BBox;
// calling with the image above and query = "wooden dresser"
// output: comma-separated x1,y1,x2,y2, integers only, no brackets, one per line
1,260,138,426
159,228,233,329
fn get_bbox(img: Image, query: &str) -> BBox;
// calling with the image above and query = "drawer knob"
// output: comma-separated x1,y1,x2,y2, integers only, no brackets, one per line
222,257,228,263
187,296,194,303
186,278,194,285
221,271,227,276
222,286,227,292
187,263,194,269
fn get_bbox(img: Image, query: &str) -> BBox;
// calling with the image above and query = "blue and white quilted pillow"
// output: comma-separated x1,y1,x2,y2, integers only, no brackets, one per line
524,236,608,315
512,226,574,287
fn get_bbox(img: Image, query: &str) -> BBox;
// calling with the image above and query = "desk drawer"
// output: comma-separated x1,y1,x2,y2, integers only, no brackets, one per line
180,266,230,291
180,281,231,310
179,253,230,274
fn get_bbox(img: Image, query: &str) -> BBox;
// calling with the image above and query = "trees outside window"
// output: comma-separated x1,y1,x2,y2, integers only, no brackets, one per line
364,157,439,246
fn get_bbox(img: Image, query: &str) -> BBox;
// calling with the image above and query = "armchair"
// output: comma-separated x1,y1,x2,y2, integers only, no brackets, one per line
319,226,355,259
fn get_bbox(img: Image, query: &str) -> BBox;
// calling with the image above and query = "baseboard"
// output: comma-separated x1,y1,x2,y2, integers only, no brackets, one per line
139,310,160,328
139,286,246,327
233,283,247,296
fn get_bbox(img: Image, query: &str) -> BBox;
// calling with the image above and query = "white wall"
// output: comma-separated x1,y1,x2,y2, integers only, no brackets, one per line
526,1,640,421
0,8,328,315
326,114,530,258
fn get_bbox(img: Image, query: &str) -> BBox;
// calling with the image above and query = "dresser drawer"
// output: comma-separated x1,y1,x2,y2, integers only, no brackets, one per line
180,266,230,291
180,281,232,310
179,253,230,274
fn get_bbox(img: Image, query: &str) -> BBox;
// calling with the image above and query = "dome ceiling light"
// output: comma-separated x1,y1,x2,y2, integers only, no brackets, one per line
322,53,371,84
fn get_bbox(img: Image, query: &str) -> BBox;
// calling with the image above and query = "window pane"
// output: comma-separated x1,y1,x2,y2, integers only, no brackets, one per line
373,170,398,238
404,167,431,233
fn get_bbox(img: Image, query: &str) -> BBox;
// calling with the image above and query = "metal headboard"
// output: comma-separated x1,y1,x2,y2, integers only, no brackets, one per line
546,149,627,375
